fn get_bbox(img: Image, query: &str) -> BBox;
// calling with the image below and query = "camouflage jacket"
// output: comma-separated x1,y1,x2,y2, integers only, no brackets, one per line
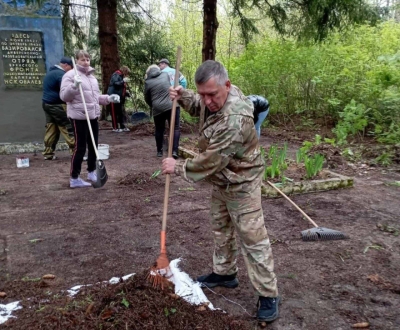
174,85,264,192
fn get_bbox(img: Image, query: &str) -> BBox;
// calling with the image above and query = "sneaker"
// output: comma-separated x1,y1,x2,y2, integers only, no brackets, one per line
122,128,130,132
257,296,280,322
197,272,239,288
70,177,92,188
44,156,57,160
112,129,122,132
87,171,97,182
172,151,178,159
157,151,163,158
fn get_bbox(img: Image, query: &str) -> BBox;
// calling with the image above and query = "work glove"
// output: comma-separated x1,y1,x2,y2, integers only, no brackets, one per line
108,94,120,103
123,77,130,82
73,75,82,88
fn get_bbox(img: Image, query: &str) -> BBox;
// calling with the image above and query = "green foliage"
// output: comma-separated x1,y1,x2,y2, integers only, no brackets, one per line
332,100,369,144
296,149,306,164
230,22,400,144
230,0,379,43
150,169,161,179
262,144,288,180
374,152,393,166
304,154,325,179
180,110,199,125
121,297,129,308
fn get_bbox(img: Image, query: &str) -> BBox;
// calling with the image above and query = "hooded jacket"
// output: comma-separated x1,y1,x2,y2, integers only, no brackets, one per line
144,67,173,117
42,65,66,104
60,64,109,120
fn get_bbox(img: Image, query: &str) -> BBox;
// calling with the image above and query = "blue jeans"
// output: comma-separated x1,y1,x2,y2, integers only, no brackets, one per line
255,110,269,137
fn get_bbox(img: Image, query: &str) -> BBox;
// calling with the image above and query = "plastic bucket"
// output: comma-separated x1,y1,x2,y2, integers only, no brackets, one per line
16,156,29,168
98,144,109,160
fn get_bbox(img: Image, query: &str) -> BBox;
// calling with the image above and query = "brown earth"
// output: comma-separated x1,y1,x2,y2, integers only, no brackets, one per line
1,122,400,329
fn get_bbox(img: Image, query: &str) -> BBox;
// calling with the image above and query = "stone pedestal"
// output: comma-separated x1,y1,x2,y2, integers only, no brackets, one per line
0,0,64,143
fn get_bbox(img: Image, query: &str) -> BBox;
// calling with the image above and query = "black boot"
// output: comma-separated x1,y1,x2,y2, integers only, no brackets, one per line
157,150,163,157
197,272,239,288
257,296,280,322
172,151,178,159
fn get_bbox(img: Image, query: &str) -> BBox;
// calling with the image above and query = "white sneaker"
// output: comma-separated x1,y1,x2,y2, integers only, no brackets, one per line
112,129,122,132
122,128,130,132
70,177,92,188
87,171,97,182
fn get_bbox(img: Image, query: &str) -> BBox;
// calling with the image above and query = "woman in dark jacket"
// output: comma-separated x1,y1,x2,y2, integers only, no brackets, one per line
107,66,131,132
144,65,180,159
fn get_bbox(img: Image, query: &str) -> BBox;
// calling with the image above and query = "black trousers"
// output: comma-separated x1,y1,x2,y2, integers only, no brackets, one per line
70,119,98,179
153,107,180,153
110,102,126,129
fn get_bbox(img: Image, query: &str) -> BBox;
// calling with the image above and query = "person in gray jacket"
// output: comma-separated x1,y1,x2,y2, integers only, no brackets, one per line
144,64,180,159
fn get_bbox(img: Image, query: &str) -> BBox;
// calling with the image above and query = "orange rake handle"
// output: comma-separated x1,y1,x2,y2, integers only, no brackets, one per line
160,230,167,254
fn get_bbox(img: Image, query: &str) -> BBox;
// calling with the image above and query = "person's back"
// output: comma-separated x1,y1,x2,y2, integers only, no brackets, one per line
42,65,65,104
247,95,269,137
144,67,173,116
41,57,75,160
158,58,187,88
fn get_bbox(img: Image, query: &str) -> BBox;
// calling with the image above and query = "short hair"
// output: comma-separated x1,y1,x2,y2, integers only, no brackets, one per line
158,58,170,65
144,64,159,79
120,66,130,75
195,60,228,86
74,50,90,60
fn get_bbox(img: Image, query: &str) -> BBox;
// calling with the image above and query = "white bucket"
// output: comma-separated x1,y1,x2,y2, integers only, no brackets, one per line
16,156,29,168
98,144,109,160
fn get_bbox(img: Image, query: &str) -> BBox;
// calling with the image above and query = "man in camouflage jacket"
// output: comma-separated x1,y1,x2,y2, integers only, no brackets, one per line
162,60,280,323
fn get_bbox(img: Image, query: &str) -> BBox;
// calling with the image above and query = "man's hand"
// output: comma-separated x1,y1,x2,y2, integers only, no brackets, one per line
169,85,184,101
162,157,176,174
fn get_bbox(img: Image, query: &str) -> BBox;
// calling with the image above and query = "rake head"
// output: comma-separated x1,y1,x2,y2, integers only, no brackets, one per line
146,253,171,290
301,227,347,241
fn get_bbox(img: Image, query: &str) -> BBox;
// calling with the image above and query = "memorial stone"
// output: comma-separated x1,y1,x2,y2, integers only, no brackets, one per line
0,0,64,143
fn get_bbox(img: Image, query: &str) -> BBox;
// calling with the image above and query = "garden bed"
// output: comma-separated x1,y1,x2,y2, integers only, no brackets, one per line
178,146,354,197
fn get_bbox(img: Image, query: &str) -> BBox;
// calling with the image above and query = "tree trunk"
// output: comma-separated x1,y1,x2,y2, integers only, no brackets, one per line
202,0,218,62
97,0,119,95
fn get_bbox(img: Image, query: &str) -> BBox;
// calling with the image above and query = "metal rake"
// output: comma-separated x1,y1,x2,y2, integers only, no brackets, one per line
267,181,347,241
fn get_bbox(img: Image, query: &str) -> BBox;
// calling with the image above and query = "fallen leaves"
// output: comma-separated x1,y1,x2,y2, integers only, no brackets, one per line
0,291,7,298
196,302,210,312
42,274,56,280
367,274,400,294
351,322,370,328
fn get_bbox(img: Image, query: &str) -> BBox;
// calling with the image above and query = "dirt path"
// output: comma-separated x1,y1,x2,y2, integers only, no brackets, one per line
1,127,399,329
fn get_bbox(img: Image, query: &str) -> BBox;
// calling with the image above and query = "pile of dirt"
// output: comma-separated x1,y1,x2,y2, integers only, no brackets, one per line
117,172,163,188
2,272,252,330
308,143,349,170
130,123,155,136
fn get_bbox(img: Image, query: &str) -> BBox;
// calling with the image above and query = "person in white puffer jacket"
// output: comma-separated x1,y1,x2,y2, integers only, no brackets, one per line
60,50,120,188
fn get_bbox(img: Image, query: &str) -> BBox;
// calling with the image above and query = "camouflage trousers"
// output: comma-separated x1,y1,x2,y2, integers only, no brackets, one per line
42,103,75,158
210,185,278,297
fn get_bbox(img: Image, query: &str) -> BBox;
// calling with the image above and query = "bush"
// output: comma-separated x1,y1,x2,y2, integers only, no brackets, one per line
230,22,400,144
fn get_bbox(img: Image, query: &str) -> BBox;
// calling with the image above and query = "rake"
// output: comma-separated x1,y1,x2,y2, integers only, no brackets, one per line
147,46,182,289
266,181,347,241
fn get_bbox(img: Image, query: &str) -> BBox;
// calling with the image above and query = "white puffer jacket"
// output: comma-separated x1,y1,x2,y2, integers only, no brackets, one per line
60,64,109,120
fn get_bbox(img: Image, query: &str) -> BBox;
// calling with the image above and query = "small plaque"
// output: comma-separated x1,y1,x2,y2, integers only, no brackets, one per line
0,30,46,89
